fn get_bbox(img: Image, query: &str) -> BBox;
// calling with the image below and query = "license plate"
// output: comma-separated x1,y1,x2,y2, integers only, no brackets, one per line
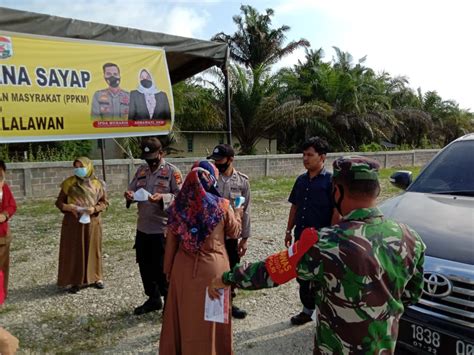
398,319,474,355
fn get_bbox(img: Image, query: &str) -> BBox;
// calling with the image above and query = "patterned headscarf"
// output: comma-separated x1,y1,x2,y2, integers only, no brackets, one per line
61,157,104,207
167,160,228,253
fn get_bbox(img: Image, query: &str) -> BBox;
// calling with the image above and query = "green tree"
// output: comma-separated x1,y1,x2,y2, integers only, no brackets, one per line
209,5,316,154
208,64,330,154
212,5,309,69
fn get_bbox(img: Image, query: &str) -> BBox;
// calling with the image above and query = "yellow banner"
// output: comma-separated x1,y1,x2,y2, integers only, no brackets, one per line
0,31,174,143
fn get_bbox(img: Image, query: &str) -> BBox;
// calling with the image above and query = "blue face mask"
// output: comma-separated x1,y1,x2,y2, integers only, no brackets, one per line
74,167,88,178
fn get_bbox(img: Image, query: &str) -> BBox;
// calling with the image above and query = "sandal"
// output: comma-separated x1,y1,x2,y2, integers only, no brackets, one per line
94,281,105,289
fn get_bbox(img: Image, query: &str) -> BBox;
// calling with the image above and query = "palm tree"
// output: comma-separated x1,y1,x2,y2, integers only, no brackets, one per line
212,5,310,70
206,64,332,154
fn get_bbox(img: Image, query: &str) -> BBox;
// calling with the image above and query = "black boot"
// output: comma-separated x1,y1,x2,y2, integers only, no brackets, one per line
134,297,162,315
232,305,247,319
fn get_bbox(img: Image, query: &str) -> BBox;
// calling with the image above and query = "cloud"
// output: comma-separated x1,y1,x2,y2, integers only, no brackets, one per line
165,7,209,38
1,0,209,38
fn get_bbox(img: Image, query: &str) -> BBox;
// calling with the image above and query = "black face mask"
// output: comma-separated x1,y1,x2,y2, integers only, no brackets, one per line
145,158,160,167
332,184,345,215
106,76,120,88
141,79,152,89
215,161,230,174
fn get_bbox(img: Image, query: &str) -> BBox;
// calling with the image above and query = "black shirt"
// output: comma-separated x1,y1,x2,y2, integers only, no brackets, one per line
288,168,333,239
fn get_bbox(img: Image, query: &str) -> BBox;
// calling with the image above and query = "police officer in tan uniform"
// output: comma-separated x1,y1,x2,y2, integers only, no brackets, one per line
124,137,182,315
207,144,251,319
91,63,130,120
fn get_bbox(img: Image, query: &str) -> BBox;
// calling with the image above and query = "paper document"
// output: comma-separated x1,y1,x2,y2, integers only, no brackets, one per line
133,188,152,202
204,287,230,324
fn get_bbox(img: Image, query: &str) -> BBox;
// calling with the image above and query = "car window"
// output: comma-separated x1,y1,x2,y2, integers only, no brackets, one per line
409,140,474,194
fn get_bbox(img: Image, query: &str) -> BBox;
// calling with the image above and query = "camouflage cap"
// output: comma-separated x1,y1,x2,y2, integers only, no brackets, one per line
332,156,380,181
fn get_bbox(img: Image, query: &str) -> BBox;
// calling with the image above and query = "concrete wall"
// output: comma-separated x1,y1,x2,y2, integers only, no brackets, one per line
88,135,278,159
5,149,439,199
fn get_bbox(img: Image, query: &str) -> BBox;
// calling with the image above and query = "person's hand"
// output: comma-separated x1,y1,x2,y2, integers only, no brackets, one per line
284,231,293,248
0,214,6,223
208,276,227,300
63,204,79,218
0,327,19,355
238,238,248,257
234,206,244,218
124,191,134,201
148,193,163,203
84,207,95,215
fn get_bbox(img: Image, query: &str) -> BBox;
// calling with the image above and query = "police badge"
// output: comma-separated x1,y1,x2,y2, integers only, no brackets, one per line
0,36,13,60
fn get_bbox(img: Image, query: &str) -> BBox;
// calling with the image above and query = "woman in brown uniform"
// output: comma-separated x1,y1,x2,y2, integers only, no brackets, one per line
55,157,108,293
159,160,242,355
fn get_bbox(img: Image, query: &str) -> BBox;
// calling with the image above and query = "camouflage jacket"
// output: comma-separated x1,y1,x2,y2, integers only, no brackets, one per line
223,207,426,355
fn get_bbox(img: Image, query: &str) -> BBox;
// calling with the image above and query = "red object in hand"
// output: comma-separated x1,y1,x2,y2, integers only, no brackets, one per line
265,228,318,285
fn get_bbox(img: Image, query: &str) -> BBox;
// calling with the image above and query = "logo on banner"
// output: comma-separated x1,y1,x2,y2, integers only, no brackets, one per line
0,36,13,59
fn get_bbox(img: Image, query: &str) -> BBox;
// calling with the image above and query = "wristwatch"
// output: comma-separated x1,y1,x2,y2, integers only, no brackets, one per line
285,229,292,234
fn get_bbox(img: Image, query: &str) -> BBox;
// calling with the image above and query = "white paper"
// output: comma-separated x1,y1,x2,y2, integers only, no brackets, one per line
204,287,229,324
133,188,152,202
79,213,90,224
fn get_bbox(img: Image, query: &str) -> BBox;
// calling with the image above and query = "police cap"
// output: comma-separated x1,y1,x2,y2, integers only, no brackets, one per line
140,137,162,160
207,144,235,160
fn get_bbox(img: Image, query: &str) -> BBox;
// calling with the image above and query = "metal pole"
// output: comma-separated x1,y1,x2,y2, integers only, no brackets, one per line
99,139,106,182
223,67,232,146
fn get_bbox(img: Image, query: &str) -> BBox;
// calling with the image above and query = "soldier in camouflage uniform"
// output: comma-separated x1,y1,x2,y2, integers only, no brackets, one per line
209,156,426,354
91,63,129,120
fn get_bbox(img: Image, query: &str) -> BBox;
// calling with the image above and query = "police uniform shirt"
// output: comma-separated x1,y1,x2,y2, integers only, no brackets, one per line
216,169,251,239
288,167,333,239
91,88,130,119
128,160,182,234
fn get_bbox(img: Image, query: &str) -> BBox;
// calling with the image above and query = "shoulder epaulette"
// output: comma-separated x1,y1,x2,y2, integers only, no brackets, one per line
237,171,249,180
166,161,181,172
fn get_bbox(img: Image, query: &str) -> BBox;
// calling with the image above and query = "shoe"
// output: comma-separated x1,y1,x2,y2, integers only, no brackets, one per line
134,298,162,315
231,306,247,319
290,311,313,325
94,281,105,289
68,285,80,294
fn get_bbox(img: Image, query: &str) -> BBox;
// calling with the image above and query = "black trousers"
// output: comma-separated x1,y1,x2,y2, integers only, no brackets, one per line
295,232,316,311
134,230,168,301
296,278,316,311
225,238,240,298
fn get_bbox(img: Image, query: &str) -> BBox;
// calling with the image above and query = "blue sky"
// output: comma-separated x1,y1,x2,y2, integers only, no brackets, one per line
1,0,472,111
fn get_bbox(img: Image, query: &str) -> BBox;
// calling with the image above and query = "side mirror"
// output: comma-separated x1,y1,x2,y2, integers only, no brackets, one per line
389,171,412,190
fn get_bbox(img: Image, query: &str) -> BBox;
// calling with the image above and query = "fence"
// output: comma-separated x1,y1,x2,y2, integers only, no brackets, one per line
5,149,439,199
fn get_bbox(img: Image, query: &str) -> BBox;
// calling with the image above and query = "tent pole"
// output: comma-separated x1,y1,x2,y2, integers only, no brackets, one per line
99,139,106,182
223,68,232,146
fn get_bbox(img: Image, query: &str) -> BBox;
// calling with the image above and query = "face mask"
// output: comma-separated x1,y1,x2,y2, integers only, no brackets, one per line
145,158,160,166
195,169,220,196
74,167,88,178
215,161,230,174
106,76,120,88
140,79,152,89
332,184,344,215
